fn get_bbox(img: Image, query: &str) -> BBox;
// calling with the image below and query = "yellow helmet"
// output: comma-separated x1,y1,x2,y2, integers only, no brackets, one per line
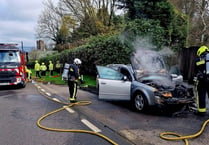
197,45,209,56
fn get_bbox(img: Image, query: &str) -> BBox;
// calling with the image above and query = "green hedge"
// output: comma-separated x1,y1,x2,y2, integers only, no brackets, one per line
34,34,133,75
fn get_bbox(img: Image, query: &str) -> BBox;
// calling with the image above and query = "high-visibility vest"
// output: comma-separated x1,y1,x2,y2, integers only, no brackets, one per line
34,63,40,71
40,64,47,71
56,62,61,69
49,63,54,70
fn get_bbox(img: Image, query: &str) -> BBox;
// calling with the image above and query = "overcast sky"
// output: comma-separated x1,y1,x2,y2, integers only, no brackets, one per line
0,0,51,48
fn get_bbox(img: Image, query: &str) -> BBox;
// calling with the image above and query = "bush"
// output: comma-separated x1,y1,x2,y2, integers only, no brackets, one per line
33,34,133,75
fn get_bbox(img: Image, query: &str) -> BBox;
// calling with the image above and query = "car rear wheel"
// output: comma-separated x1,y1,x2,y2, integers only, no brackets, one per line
133,92,148,112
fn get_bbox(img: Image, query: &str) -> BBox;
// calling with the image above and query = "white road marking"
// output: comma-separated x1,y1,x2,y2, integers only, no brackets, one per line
41,89,45,92
81,119,101,133
46,92,51,96
52,98,61,102
63,106,75,113
1,94,12,97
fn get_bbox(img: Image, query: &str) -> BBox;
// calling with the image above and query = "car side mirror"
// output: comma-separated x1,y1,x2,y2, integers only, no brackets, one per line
123,76,128,81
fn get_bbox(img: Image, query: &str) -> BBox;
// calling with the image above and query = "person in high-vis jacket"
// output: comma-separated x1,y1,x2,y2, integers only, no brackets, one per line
67,58,82,103
194,45,209,116
34,60,41,78
48,60,54,76
40,62,47,76
55,60,61,74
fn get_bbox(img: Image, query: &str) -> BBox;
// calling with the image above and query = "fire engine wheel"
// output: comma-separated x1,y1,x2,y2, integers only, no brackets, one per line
18,80,26,88
133,92,148,112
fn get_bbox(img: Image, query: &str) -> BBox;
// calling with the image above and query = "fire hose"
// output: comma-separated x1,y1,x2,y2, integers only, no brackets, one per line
35,84,118,145
160,79,209,145
160,118,209,145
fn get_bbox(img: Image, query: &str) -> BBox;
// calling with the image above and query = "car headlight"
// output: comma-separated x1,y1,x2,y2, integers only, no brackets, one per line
162,92,172,98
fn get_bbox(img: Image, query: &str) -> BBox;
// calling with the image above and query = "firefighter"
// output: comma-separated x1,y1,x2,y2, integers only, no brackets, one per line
67,58,82,103
48,60,54,76
194,45,209,116
34,60,41,78
40,62,47,76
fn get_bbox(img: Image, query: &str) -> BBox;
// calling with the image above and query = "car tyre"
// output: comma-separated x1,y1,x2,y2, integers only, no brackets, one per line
133,92,148,112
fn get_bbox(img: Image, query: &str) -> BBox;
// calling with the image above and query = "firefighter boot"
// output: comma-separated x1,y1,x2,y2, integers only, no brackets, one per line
69,97,77,103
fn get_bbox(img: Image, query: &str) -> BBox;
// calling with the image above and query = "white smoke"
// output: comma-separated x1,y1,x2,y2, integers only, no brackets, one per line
131,36,175,73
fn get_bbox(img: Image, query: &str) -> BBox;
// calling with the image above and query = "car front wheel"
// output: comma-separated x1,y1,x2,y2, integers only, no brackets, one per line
133,92,148,112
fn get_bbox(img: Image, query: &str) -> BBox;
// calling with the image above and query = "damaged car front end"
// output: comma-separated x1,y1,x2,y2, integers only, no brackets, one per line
96,50,195,112
136,73,194,110
131,50,194,111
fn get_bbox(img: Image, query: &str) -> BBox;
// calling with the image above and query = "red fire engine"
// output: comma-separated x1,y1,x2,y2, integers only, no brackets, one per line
0,43,27,88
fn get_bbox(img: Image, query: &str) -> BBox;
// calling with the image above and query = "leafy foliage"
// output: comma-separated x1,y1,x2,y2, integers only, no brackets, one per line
36,34,133,75
117,0,188,50
121,19,167,50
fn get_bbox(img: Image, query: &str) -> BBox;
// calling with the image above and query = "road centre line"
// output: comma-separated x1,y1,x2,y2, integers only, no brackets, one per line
41,89,45,92
81,119,101,133
1,94,13,98
52,98,61,102
63,106,75,113
45,92,51,96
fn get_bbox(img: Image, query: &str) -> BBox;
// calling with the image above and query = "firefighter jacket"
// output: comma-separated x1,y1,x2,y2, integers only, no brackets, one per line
194,52,208,82
68,64,79,81
34,62,40,71
49,62,54,71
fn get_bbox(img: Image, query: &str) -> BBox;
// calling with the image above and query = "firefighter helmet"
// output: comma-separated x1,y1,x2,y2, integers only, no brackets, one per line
197,45,209,56
74,58,82,65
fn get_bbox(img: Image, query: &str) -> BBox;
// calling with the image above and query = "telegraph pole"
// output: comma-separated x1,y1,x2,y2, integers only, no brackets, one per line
21,41,24,51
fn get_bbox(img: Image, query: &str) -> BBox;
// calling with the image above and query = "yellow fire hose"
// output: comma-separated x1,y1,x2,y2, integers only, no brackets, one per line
36,85,118,145
160,118,209,145
160,80,209,145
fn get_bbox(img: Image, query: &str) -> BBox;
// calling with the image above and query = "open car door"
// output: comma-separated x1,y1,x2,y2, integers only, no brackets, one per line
96,66,131,100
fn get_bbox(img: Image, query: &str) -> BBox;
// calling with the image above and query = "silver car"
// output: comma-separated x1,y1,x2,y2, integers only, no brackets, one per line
96,61,194,112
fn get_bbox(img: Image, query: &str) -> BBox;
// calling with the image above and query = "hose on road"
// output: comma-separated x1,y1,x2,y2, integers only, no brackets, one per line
160,118,209,145
36,84,118,145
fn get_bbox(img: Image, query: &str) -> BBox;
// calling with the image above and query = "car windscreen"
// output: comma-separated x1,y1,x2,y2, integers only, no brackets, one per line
131,51,167,78
0,50,21,63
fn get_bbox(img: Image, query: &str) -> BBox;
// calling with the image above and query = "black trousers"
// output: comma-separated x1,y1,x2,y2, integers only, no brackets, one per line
36,71,41,78
49,70,53,76
197,80,209,112
41,71,46,76
68,80,78,99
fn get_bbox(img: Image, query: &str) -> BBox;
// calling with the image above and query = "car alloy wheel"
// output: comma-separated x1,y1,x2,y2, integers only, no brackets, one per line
134,93,147,111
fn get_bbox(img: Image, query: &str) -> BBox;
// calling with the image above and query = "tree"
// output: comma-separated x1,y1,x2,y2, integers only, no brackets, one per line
121,19,167,50
57,15,77,44
117,0,188,50
36,0,62,45
59,0,120,41
169,0,209,46
193,0,209,45
36,0,121,46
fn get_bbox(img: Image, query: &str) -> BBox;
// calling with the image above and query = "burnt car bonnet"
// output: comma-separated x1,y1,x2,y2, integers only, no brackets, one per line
137,73,175,91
